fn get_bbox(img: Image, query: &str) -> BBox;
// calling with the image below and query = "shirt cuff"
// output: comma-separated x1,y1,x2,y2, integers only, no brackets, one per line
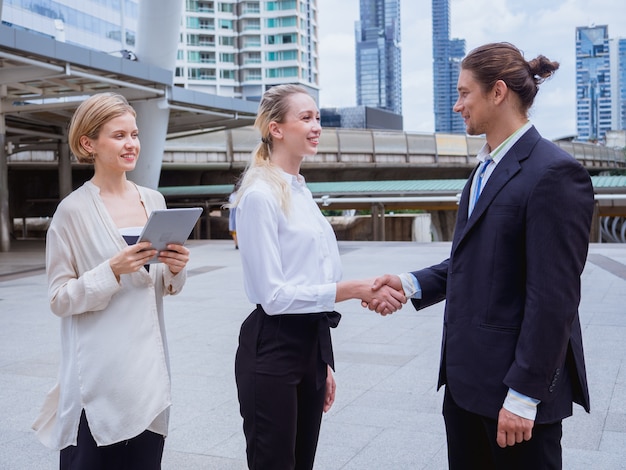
398,272,421,299
503,388,540,421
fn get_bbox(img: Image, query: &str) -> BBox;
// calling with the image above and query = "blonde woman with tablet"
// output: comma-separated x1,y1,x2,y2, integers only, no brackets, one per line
33,92,190,469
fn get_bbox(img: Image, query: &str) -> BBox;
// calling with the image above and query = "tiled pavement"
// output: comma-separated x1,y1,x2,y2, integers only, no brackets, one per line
1,240,625,469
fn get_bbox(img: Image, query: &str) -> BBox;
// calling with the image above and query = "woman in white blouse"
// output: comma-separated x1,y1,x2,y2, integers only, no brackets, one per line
233,84,406,470
32,93,190,469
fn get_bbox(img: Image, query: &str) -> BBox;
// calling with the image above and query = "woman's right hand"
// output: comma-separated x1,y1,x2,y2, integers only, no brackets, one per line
109,242,157,280
361,274,406,315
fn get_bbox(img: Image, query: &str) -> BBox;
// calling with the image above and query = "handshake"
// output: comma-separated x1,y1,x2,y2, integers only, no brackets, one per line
359,274,406,316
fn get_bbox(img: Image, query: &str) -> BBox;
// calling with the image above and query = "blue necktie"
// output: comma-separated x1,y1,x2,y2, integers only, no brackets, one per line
471,158,493,212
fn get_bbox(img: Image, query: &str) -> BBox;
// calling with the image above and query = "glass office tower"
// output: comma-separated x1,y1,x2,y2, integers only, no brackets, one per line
432,0,465,133
576,25,612,142
354,0,402,116
1,0,138,54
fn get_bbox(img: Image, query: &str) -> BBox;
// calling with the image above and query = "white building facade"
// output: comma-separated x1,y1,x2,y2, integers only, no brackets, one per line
176,0,319,101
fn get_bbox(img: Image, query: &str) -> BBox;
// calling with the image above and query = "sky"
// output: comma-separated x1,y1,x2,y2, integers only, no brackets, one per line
317,0,626,140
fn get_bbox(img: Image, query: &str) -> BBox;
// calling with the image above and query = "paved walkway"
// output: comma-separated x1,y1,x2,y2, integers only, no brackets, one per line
1,240,625,469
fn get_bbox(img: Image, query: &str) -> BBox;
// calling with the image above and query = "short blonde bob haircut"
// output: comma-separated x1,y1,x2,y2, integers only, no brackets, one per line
68,92,136,163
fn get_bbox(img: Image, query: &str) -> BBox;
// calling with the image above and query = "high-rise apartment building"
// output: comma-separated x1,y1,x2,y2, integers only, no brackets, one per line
354,0,402,116
576,25,613,142
177,0,319,101
2,0,320,102
431,0,465,133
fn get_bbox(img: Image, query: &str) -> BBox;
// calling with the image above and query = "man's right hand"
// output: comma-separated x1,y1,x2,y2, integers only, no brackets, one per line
362,274,404,314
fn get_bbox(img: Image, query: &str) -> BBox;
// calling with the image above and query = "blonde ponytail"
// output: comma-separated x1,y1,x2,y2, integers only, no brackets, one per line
234,84,312,214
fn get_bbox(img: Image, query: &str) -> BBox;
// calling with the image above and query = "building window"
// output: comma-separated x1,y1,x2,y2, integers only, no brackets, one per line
187,34,216,46
220,69,236,79
188,68,216,80
266,33,297,45
266,0,297,11
186,0,215,13
186,17,215,30
188,51,216,63
243,36,261,47
266,66,299,78
125,31,135,47
244,69,262,81
244,52,262,64
219,2,234,12
266,16,297,28
242,19,261,31
242,2,260,14
266,50,298,61
219,19,234,29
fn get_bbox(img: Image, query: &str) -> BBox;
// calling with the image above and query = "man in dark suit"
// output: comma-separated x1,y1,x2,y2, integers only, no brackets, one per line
369,42,594,469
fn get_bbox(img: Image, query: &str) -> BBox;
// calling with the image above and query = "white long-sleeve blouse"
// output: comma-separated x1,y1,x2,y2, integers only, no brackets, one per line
236,171,341,315
32,180,186,449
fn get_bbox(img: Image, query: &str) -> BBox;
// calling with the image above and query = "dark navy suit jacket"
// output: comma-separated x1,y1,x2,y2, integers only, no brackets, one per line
411,126,593,424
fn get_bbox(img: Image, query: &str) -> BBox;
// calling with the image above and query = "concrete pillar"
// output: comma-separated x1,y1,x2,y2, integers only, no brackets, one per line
57,137,72,199
130,99,170,188
412,213,432,242
591,201,601,243
371,202,386,241
128,0,183,189
0,128,9,252
1,0,11,250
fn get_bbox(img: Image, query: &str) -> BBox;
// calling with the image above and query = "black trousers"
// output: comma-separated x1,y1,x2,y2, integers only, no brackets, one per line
235,307,336,470
443,387,563,470
59,410,165,470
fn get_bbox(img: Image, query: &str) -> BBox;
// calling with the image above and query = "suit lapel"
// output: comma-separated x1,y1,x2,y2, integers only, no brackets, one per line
453,127,541,250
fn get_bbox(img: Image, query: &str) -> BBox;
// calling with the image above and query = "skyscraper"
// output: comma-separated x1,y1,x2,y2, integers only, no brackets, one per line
432,0,465,133
609,37,626,132
354,0,402,116
576,25,612,142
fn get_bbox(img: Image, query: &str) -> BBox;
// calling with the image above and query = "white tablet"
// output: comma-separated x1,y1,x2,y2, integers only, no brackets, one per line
138,207,203,263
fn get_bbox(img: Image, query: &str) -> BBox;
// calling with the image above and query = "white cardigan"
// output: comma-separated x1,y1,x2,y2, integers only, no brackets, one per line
32,180,186,449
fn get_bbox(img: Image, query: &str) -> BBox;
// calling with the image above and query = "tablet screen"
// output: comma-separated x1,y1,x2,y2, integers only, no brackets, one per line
137,207,203,263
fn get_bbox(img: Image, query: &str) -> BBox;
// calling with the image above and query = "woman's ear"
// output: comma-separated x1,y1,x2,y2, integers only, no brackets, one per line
268,121,283,141
79,135,93,154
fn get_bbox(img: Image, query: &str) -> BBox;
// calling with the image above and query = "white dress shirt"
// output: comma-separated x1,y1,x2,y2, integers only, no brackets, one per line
468,121,533,216
236,170,341,315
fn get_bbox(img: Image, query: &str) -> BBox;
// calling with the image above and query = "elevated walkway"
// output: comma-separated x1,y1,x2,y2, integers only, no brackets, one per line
159,127,626,182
